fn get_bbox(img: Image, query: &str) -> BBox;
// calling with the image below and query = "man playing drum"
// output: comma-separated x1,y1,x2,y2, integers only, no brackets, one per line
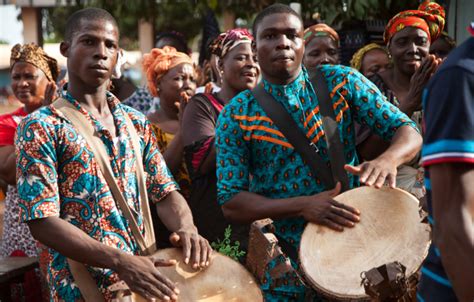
15,8,211,301
418,24,474,301
215,4,422,300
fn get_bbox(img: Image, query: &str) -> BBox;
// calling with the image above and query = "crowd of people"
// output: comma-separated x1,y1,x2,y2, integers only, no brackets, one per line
0,1,472,302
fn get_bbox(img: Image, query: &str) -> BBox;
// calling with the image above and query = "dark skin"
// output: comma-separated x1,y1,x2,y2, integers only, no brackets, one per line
429,36,454,59
0,62,57,186
147,63,197,175
183,43,259,175
360,48,390,78
303,36,339,68
430,164,474,300
27,18,211,301
222,13,422,230
358,27,441,160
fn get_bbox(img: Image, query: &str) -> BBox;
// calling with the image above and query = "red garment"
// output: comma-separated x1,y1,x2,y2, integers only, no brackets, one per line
384,5,445,44
0,107,27,146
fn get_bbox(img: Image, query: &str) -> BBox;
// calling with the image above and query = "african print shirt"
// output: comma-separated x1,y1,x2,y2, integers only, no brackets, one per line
16,92,178,301
418,37,474,302
216,65,416,298
122,86,157,115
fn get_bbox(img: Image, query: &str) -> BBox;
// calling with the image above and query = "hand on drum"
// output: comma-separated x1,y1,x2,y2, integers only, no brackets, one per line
115,253,180,301
169,229,213,270
301,182,361,232
344,156,397,188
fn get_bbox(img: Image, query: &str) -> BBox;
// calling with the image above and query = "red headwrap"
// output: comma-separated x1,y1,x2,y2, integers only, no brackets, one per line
384,1,445,44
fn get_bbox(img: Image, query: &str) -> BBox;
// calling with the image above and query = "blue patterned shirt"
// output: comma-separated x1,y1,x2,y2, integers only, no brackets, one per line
216,65,417,297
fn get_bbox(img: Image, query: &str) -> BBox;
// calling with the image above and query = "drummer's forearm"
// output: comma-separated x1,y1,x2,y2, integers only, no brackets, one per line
379,125,421,166
156,190,197,232
431,164,474,300
222,191,306,223
27,216,127,271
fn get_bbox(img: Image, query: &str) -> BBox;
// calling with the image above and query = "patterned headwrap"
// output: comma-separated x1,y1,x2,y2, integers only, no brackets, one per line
209,28,254,59
304,23,340,47
142,46,194,96
350,43,388,71
10,43,59,82
384,1,445,44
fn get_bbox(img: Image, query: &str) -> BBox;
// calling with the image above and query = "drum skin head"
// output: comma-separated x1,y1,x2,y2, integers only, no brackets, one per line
299,187,431,300
145,248,263,302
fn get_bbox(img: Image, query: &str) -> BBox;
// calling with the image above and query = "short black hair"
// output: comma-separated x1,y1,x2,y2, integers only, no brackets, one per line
64,7,119,41
155,32,189,54
252,3,303,37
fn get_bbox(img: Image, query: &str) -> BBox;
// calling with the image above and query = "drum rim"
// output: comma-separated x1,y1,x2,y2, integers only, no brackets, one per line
154,247,264,301
299,187,431,300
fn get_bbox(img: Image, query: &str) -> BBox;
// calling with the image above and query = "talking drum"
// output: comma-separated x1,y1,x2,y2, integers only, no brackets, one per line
299,187,430,301
110,248,263,302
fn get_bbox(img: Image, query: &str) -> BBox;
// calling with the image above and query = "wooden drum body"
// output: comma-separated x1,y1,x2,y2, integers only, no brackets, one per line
111,248,263,302
299,187,430,301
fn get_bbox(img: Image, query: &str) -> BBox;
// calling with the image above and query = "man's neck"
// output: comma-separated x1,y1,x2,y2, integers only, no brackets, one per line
263,67,302,86
67,80,109,114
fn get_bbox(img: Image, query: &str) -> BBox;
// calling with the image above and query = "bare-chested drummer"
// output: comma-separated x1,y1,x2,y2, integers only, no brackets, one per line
215,4,421,300
15,8,211,301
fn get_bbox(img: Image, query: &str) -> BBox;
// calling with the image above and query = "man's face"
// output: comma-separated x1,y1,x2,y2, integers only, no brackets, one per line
255,13,304,85
61,19,119,88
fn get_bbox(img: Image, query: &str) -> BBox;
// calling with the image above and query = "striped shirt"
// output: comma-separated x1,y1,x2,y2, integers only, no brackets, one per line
418,37,474,302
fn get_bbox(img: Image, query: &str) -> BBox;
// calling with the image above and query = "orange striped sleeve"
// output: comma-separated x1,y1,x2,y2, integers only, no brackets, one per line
311,129,325,144
332,95,345,110
335,102,349,122
304,107,320,128
329,78,348,98
239,124,285,138
306,119,323,138
243,134,293,149
233,115,274,124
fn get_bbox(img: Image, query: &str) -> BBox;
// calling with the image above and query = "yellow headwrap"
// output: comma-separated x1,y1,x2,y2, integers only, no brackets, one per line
350,43,388,71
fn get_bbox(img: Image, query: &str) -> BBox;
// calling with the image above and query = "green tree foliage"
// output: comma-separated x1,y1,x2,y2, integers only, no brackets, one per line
43,0,419,49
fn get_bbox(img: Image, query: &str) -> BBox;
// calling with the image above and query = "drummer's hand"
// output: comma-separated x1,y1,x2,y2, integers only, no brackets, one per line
115,253,179,301
169,228,212,270
344,156,397,189
301,182,360,232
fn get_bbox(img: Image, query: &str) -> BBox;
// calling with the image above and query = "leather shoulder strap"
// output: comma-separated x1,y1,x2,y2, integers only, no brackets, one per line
252,85,335,189
309,69,350,192
53,98,155,254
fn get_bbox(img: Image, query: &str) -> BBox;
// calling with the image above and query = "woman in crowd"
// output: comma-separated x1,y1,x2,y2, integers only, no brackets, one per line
350,43,391,78
142,46,197,246
0,43,59,299
356,2,445,198
303,23,340,68
181,29,259,254
0,43,58,257
429,31,456,59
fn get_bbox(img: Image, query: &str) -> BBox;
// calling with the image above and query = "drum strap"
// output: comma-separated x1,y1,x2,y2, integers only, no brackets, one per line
53,98,156,300
252,69,350,192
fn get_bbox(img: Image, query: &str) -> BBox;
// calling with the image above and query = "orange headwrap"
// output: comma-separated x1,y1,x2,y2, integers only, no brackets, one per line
384,1,445,44
142,46,194,96
304,23,340,47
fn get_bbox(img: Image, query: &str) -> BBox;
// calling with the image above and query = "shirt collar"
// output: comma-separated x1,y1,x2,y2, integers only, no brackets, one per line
62,91,122,133
262,67,308,98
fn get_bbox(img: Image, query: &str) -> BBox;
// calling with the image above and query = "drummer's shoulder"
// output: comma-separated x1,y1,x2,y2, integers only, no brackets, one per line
220,89,256,117
318,64,368,87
